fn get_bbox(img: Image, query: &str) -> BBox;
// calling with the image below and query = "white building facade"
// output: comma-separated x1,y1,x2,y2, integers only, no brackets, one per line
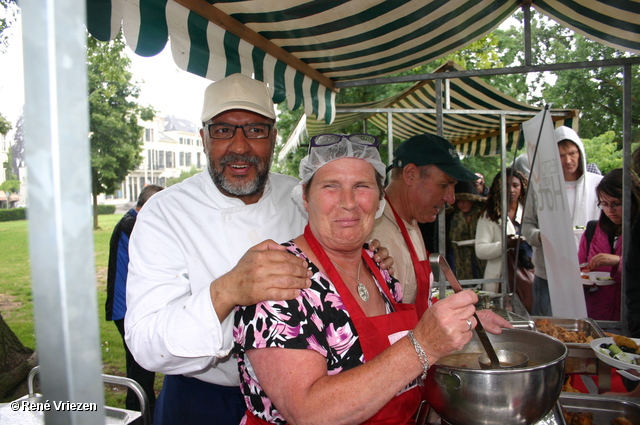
101,115,204,205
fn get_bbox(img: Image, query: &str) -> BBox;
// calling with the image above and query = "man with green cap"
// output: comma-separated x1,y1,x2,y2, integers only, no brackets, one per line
370,134,494,317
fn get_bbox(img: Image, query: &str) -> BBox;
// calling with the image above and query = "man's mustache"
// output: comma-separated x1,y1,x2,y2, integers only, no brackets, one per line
218,153,260,167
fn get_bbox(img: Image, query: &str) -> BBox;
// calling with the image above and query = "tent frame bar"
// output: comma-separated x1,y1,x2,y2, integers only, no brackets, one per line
336,108,573,116
335,57,640,88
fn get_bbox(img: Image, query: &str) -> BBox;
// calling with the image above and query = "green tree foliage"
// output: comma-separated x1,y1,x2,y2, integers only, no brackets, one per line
490,11,639,144
166,166,200,186
0,179,19,193
87,34,154,229
582,131,624,175
0,113,10,135
0,0,17,53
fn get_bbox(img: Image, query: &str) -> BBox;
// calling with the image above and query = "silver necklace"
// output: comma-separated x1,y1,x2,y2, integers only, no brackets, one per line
331,259,369,302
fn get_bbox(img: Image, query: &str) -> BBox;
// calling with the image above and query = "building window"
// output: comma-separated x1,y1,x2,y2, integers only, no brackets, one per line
166,151,173,168
197,152,201,168
144,128,154,142
186,152,192,167
158,151,165,169
179,152,185,166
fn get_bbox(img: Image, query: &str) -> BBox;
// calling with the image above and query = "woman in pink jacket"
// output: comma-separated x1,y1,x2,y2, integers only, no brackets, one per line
578,168,639,321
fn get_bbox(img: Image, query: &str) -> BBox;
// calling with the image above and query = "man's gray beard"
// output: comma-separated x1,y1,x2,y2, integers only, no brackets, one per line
207,153,272,197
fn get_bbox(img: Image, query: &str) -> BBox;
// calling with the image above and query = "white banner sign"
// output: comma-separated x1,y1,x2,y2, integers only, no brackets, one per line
522,110,587,318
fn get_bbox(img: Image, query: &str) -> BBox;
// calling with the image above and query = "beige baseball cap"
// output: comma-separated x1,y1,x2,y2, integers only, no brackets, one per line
200,73,276,122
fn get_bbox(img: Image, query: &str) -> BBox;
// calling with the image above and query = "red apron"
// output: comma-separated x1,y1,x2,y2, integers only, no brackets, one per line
386,198,433,317
244,225,421,425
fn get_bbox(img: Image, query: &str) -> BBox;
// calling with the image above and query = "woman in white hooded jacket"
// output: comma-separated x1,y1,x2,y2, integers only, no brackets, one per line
476,168,531,293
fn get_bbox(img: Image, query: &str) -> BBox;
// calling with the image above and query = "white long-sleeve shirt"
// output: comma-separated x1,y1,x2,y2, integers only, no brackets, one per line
475,203,523,279
124,170,306,386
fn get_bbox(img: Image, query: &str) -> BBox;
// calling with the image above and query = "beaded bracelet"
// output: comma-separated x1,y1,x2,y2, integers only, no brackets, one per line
407,330,429,380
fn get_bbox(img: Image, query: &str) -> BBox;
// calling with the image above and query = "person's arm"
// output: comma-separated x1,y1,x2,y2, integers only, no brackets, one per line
209,240,312,321
474,216,502,261
577,232,589,265
521,194,541,247
587,253,620,270
240,290,479,425
125,206,311,375
475,309,512,333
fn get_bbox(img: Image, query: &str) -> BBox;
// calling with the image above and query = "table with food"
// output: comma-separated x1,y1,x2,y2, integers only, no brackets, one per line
416,292,640,425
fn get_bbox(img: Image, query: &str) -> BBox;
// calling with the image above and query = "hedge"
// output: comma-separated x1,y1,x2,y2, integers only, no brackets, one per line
0,208,26,222
0,205,116,222
96,205,116,215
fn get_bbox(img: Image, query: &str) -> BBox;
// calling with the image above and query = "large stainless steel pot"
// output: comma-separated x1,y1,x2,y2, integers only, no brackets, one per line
422,328,567,425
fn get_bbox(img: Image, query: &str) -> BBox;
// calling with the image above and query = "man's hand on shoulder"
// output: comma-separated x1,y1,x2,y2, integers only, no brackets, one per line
368,239,395,275
210,240,312,321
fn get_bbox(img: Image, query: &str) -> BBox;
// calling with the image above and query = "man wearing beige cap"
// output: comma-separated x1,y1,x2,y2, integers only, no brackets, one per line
125,74,389,425
124,74,311,425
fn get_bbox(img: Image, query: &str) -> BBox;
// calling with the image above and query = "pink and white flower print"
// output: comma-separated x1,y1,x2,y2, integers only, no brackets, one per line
233,241,401,424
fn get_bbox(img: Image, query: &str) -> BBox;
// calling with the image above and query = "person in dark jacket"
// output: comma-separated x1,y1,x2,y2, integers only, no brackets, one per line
106,184,163,416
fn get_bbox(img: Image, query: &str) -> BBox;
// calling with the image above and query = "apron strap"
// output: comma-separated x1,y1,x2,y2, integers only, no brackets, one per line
385,198,433,316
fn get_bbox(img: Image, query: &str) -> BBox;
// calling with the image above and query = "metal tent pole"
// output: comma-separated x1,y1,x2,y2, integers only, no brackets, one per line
621,64,633,334
500,113,509,294
21,0,105,423
523,2,532,67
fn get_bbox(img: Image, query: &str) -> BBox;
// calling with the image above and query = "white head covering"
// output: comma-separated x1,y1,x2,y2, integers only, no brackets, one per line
292,135,387,218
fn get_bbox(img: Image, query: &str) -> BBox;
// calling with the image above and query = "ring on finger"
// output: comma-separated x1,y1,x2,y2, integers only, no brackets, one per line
466,318,473,332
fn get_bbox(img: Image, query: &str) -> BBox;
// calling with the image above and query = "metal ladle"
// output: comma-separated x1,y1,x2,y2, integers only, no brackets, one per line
429,254,528,370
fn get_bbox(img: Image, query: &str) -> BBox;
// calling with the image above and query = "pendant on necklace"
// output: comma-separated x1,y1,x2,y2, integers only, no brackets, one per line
357,281,370,302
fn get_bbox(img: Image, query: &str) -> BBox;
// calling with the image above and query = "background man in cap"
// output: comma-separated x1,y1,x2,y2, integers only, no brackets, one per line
369,134,510,332
124,74,390,425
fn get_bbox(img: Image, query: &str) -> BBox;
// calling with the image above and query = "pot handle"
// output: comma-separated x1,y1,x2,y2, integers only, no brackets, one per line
434,368,461,390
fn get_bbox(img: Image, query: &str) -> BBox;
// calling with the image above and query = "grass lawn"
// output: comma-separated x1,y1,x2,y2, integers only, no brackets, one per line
0,214,163,409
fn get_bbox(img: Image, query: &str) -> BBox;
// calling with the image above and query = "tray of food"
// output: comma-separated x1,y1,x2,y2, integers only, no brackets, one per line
533,317,605,375
559,392,640,425
534,317,604,345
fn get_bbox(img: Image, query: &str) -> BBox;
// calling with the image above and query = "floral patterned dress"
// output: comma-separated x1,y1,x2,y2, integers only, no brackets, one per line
233,241,403,425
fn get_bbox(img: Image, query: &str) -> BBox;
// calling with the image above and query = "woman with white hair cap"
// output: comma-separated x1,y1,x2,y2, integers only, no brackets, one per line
234,134,484,425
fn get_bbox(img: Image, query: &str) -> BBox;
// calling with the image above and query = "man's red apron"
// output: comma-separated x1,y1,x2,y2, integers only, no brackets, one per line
244,225,421,425
386,198,433,317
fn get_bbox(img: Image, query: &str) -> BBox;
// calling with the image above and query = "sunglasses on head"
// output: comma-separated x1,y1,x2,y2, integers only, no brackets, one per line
309,133,379,148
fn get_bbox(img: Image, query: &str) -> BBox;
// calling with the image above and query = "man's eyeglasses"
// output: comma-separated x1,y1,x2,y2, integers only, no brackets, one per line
598,201,622,210
309,133,379,148
207,123,271,139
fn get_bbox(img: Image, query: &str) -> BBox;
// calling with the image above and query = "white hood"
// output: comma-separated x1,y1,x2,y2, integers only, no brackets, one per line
554,126,602,238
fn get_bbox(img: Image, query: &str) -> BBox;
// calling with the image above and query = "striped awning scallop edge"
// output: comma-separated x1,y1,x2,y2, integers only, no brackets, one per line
86,0,638,125
87,0,524,124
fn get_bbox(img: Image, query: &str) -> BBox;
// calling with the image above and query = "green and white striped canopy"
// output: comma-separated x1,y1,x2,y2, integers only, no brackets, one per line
278,62,579,159
87,0,640,124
